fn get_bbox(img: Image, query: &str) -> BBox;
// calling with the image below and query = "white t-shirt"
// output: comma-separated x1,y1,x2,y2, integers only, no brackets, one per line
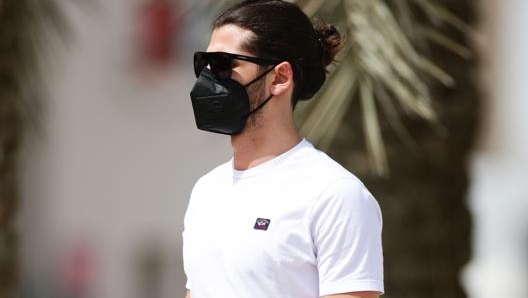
183,139,384,298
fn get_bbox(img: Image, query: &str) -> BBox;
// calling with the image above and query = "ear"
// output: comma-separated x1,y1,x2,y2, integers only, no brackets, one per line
270,61,294,97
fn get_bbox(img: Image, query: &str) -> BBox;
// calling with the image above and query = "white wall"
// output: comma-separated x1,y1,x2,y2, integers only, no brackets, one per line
463,1,528,297
18,1,229,298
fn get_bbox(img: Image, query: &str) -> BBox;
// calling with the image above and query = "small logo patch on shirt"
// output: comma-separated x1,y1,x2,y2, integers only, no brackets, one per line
254,218,271,231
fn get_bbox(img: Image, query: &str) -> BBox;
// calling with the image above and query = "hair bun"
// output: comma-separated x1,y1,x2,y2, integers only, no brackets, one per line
314,20,342,67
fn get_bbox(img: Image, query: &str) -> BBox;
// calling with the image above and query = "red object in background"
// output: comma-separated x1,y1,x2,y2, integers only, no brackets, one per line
59,241,97,298
138,0,179,65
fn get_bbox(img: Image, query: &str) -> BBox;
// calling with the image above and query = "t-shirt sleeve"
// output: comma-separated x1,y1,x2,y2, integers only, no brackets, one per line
310,177,384,296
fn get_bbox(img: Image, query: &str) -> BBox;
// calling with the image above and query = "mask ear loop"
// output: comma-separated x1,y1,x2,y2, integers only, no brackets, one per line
243,63,278,88
243,63,279,117
246,93,274,117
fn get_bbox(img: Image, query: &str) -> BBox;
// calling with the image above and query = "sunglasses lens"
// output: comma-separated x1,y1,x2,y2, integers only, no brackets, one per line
210,54,232,78
193,52,232,78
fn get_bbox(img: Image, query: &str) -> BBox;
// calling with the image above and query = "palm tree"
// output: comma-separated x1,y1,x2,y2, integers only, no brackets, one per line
0,1,66,297
195,0,480,297
318,2,479,297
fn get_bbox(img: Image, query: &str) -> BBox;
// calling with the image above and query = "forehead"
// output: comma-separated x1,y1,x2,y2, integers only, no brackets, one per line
206,24,254,55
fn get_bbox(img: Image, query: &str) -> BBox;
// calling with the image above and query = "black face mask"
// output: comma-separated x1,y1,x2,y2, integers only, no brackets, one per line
190,67,274,135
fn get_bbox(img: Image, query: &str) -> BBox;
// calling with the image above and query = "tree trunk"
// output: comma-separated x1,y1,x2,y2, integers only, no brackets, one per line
0,1,61,296
0,105,19,298
0,2,23,295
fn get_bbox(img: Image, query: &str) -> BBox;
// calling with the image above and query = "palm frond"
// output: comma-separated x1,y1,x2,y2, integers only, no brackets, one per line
360,78,388,175
417,27,472,59
297,58,358,148
294,0,473,175
412,0,480,41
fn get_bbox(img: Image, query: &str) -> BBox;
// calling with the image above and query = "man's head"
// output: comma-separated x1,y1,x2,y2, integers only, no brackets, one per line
189,0,341,135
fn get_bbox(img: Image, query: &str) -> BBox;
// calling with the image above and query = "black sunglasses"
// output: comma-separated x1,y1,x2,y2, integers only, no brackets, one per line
193,51,281,78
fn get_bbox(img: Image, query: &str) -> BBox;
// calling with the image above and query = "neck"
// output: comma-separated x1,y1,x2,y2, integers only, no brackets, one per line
230,125,301,171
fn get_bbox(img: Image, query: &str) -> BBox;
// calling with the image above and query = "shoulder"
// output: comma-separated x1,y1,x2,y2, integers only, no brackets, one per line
287,143,381,224
292,140,355,181
286,140,375,205
310,176,381,222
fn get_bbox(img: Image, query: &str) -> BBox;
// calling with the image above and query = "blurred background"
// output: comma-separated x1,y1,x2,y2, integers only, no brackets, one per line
0,0,527,298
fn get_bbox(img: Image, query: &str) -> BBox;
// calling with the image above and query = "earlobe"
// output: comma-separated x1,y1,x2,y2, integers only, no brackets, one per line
270,61,293,96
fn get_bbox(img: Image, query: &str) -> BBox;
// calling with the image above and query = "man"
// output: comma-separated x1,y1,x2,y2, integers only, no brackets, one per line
183,1,384,297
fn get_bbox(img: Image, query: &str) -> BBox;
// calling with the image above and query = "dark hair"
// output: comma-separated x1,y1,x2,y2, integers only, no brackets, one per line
213,0,342,107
